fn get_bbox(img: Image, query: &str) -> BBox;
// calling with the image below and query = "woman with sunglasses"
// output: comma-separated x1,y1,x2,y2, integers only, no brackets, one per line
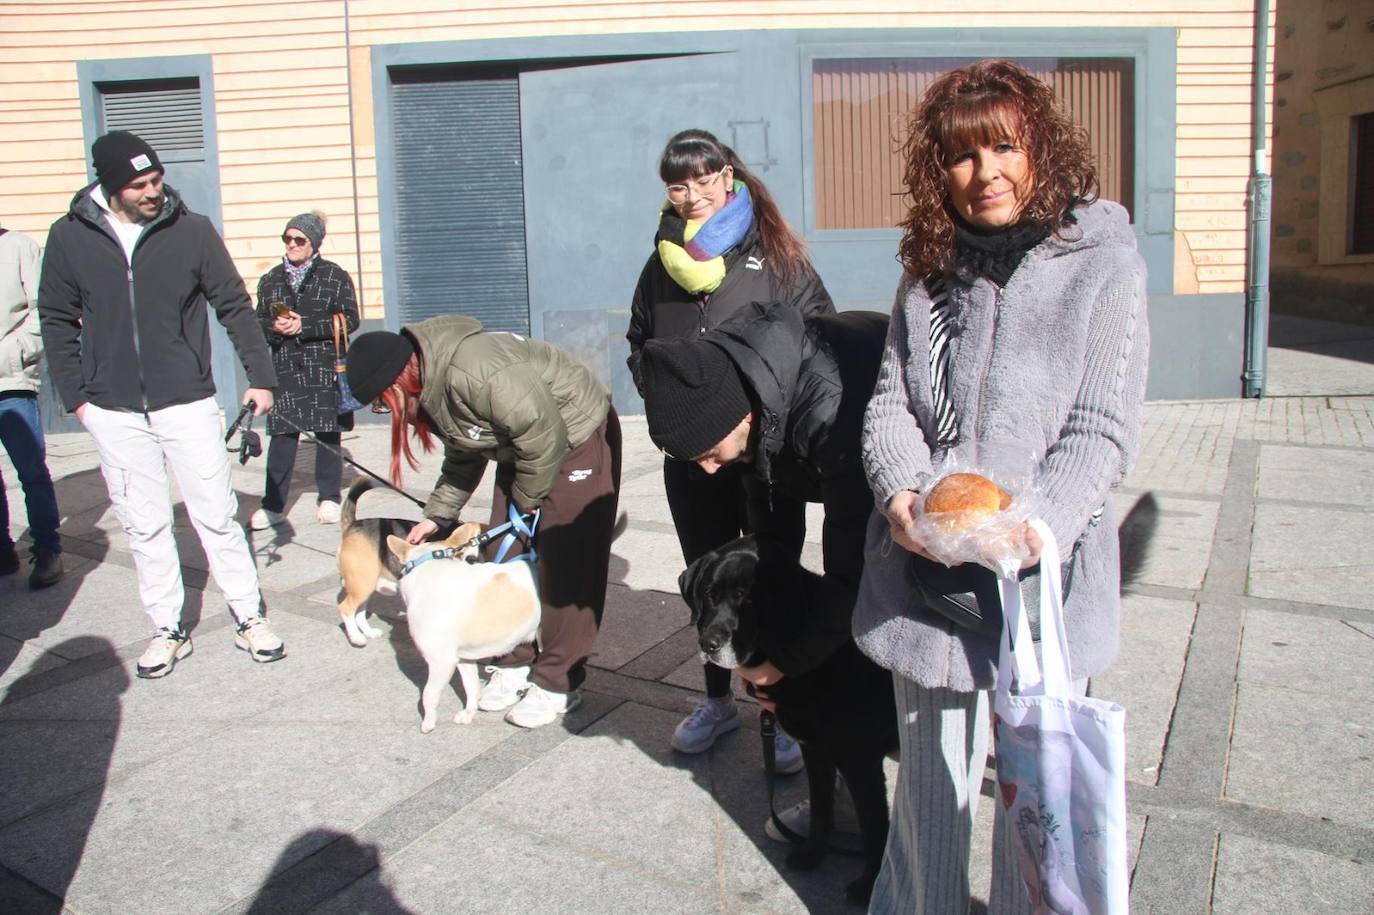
344,317,621,729
626,129,834,769
249,212,359,530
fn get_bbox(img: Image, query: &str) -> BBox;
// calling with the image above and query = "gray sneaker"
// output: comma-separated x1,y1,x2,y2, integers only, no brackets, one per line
764,774,861,842
235,616,285,663
672,697,741,753
773,725,805,775
137,628,193,679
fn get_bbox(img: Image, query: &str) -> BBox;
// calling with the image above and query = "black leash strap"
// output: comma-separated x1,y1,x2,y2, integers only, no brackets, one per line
260,411,427,511
759,710,864,857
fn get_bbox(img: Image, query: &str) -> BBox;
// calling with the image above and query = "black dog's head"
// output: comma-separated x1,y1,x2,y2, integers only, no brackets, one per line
678,535,763,670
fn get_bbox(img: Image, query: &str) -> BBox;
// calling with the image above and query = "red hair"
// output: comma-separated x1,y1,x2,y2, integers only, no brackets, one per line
380,353,435,486
897,59,1099,277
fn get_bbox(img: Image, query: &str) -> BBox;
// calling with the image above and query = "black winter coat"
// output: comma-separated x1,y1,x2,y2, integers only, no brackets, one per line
705,302,889,677
256,258,359,435
38,183,275,413
626,219,835,393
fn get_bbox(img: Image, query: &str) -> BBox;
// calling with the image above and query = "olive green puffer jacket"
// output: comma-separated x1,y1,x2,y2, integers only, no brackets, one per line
406,315,610,520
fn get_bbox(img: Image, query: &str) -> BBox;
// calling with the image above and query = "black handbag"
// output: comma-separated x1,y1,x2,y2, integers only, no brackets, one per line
905,553,1005,640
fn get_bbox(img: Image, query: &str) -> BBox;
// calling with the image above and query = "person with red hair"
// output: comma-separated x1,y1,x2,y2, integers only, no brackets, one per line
346,316,621,729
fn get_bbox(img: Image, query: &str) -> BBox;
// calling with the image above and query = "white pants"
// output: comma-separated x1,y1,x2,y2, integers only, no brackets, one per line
82,398,262,631
869,676,1084,915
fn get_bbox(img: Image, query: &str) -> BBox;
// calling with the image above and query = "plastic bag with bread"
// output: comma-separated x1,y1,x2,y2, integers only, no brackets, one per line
905,451,1038,577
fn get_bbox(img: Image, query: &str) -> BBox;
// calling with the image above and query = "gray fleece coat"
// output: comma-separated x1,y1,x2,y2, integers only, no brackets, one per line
855,199,1149,691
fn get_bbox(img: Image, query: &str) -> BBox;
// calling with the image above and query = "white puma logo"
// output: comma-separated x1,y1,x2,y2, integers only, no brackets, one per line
746,256,765,271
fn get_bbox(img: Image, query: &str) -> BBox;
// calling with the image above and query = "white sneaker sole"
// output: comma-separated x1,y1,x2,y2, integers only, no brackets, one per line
506,692,582,729
136,638,193,679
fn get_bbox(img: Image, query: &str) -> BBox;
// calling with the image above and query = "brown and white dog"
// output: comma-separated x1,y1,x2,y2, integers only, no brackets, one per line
335,476,434,647
386,531,541,732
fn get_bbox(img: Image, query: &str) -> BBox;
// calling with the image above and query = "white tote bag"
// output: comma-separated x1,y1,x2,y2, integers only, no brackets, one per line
993,521,1129,915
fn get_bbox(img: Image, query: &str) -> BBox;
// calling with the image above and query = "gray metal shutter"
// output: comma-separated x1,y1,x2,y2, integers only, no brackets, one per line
392,73,530,334
98,78,204,154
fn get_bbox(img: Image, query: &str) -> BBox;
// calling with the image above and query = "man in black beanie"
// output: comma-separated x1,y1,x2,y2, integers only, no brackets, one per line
37,130,285,679
640,301,888,837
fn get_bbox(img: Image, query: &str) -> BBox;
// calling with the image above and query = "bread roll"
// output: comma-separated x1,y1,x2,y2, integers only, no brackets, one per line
923,473,1013,532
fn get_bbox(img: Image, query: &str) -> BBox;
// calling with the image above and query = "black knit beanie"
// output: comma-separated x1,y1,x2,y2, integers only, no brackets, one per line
346,331,416,405
285,212,326,249
640,339,751,460
92,131,164,197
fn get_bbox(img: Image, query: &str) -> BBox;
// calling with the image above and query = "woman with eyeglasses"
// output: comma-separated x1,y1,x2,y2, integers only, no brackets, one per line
626,129,834,770
249,212,359,530
343,317,621,729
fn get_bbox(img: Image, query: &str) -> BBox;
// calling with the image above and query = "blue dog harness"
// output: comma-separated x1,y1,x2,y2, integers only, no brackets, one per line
399,503,540,578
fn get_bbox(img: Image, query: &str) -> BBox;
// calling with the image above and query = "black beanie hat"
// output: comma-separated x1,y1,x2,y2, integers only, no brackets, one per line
92,131,164,197
346,331,416,405
285,212,326,249
640,339,751,460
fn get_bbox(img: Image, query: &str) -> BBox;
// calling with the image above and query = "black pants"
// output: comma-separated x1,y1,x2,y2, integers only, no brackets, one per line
262,431,342,512
663,457,804,697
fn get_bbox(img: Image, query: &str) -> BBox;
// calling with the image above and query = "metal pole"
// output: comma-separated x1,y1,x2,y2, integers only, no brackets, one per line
1243,0,1273,398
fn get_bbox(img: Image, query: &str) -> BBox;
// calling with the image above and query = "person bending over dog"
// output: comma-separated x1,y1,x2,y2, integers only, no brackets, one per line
638,301,890,834
344,316,622,729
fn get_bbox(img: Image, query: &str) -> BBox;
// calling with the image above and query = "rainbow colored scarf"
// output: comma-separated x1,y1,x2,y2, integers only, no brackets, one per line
655,181,753,295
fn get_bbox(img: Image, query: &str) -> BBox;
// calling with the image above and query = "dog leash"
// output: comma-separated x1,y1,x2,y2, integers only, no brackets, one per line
759,711,865,858
228,407,428,511
399,503,540,578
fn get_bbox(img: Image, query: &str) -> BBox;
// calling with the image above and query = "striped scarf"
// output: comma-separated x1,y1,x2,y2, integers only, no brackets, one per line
654,182,753,295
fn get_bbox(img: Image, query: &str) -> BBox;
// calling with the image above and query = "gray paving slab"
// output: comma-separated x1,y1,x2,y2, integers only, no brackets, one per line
592,583,690,672
1089,594,1197,786
1113,490,1218,591
1225,681,1374,826
1212,831,1374,913
1238,607,1374,696
1256,443,1374,507
1249,503,1374,610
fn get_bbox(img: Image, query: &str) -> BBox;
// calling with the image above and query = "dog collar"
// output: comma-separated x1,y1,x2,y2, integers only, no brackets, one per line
399,547,464,578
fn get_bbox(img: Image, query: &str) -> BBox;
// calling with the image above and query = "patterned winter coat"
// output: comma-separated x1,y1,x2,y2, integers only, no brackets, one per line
255,257,359,435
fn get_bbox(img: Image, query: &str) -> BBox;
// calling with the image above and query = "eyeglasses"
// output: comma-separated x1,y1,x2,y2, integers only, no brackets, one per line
282,234,310,247
665,167,728,205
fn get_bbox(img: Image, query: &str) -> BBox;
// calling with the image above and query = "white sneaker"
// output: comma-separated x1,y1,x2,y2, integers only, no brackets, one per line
671,697,741,753
773,725,805,775
136,628,192,679
234,616,286,663
478,665,531,711
316,500,341,524
505,683,581,728
248,508,285,530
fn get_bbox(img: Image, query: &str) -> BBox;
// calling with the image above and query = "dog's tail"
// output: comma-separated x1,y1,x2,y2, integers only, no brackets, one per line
340,475,374,529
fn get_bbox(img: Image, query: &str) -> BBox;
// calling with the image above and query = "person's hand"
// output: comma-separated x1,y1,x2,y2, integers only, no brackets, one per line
738,660,784,688
273,311,302,336
407,518,440,544
1015,522,1043,570
74,403,86,423
244,388,274,415
884,490,943,562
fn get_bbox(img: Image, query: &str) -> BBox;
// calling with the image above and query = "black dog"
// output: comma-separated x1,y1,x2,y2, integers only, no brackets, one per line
678,534,898,905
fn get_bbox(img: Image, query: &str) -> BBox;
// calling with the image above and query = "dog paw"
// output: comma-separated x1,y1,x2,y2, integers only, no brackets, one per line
420,719,436,733
785,847,826,871
453,709,476,725
844,874,877,906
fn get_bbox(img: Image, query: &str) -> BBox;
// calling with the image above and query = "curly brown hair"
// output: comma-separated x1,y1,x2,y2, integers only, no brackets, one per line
896,59,1098,278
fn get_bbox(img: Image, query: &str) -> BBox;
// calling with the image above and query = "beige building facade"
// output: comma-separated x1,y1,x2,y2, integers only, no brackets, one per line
1,1,1280,407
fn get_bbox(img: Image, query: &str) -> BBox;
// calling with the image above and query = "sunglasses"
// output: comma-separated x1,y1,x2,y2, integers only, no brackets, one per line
282,234,311,247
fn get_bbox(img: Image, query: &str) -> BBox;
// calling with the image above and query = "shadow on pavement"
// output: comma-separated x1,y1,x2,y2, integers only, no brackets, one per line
244,828,417,915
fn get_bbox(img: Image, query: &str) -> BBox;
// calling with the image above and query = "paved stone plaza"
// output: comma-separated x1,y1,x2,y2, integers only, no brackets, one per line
0,319,1372,913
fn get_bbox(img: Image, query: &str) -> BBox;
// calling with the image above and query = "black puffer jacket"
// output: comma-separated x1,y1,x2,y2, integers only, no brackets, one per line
626,219,834,392
704,302,889,676
38,182,275,413
256,257,359,435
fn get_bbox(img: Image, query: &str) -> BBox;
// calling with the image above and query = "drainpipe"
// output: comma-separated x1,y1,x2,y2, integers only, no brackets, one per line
1243,0,1273,398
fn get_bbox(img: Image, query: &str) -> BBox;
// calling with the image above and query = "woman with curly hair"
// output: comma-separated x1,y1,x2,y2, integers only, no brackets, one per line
626,129,834,767
853,60,1148,912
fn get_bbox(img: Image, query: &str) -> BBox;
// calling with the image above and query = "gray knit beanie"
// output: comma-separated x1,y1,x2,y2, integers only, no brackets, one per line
285,212,326,249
